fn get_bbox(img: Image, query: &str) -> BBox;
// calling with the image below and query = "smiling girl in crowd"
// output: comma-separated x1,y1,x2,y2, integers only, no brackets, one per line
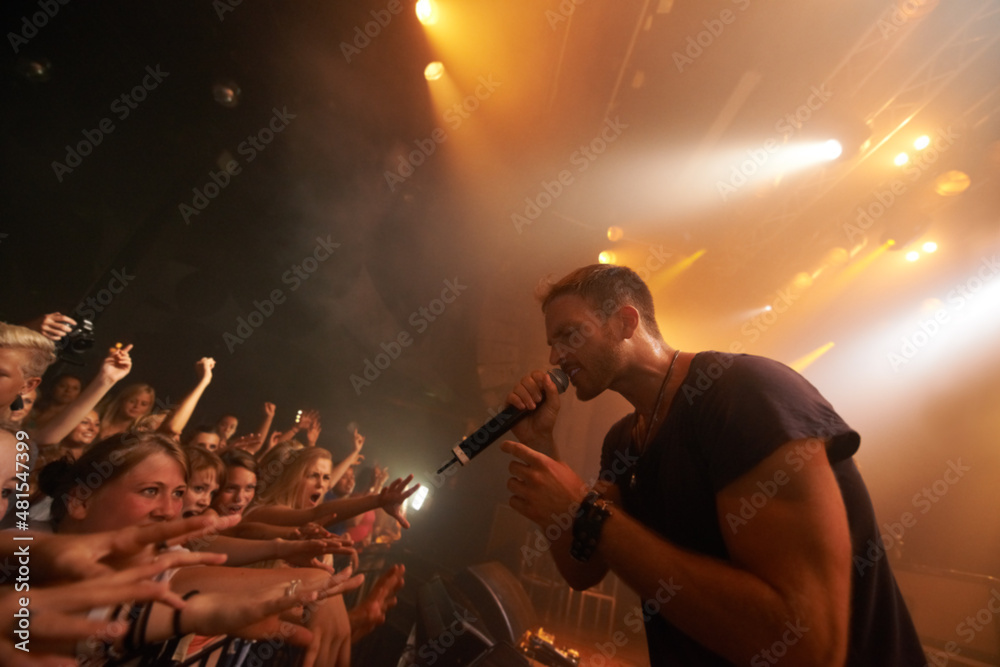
40,430,361,666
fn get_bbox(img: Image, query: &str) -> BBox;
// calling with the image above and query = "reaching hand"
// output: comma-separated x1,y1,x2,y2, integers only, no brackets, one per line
28,514,238,585
306,418,322,447
229,433,262,453
0,562,198,667
352,429,365,454
348,564,405,643
98,343,134,385
196,357,216,383
263,402,276,418
292,520,334,540
298,410,320,431
281,538,359,570
378,475,420,529
181,569,364,644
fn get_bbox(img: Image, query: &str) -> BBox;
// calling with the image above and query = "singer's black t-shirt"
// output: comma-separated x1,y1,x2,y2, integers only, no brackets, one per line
599,352,926,666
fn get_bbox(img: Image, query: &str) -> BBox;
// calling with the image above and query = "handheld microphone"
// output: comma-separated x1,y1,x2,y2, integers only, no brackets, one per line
436,368,570,474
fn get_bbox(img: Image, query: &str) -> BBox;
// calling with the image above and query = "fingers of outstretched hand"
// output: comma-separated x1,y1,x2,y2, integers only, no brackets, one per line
125,514,239,553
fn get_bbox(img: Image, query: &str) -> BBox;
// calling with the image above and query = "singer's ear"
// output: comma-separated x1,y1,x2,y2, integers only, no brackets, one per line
617,305,641,339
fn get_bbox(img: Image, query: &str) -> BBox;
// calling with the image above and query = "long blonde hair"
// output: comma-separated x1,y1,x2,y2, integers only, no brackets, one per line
253,447,330,509
99,383,155,433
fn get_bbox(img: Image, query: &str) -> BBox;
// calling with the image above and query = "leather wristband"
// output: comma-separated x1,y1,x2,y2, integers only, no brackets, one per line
571,491,611,562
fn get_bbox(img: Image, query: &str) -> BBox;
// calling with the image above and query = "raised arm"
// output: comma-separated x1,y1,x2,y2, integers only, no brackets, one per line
34,344,133,446
328,429,365,489
254,401,276,455
159,357,215,439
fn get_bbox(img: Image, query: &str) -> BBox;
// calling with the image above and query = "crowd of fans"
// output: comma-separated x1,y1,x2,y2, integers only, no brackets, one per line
0,312,420,666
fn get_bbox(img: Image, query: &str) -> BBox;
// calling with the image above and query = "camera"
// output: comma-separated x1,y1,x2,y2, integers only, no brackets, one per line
58,318,95,355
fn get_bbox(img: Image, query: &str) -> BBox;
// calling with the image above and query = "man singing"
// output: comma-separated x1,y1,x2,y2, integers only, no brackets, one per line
501,264,925,665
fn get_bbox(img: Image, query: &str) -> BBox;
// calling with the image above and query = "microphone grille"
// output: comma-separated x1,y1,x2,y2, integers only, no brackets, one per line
548,368,570,393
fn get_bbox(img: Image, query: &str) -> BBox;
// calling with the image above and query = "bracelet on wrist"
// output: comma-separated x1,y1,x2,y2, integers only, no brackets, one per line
570,490,612,562
173,590,201,637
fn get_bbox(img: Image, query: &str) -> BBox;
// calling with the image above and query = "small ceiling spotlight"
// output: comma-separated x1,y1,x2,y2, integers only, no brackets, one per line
607,226,624,242
212,81,242,108
424,61,445,81
416,0,439,25
894,152,910,166
914,135,931,150
922,241,938,253
906,251,920,262
934,170,971,196
598,251,617,264
820,139,843,160
18,58,52,82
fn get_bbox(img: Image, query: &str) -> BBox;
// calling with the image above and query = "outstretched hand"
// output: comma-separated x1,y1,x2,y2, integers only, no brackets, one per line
28,514,238,585
378,475,420,529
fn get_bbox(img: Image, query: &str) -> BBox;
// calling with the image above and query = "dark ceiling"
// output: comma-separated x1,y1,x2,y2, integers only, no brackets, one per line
3,0,999,570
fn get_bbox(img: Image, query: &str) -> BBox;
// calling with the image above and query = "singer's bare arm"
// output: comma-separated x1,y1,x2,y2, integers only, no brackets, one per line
503,438,851,666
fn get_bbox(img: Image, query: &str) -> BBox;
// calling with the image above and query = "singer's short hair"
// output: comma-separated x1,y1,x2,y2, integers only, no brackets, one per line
537,264,663,340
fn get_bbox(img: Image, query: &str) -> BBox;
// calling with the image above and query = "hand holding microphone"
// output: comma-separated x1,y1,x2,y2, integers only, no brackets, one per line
437,368,570,474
